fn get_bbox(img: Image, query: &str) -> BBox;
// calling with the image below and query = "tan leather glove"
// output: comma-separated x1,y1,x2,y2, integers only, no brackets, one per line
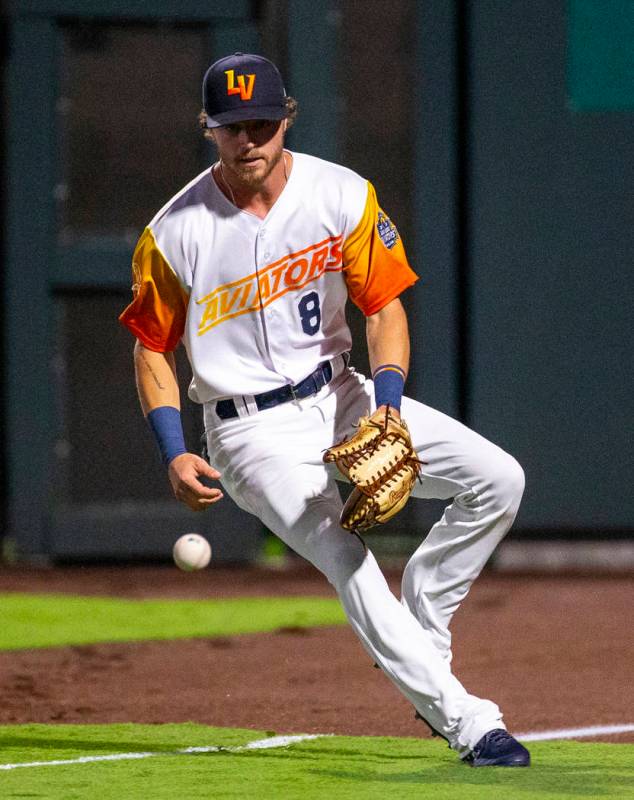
323,406,423,532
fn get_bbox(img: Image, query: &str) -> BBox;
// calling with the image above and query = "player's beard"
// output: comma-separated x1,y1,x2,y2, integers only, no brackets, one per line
223,143,285,190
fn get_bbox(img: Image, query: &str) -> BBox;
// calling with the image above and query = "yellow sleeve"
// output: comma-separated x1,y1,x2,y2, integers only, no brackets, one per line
118,227,189,352
342,182,418,316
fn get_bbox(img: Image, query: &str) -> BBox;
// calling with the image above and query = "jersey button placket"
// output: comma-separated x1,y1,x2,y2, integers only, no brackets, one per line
256,225,287,379
257,226,271,264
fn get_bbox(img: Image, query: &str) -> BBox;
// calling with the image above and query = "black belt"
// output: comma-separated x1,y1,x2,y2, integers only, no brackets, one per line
215,360,335,420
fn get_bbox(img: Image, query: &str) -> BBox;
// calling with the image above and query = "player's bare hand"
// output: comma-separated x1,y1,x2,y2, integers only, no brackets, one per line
168,453,224,512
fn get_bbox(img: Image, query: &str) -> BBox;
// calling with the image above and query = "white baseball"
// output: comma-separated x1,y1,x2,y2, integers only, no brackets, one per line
173,533,212,571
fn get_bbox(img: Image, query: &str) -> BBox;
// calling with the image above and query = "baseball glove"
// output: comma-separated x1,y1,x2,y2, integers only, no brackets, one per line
323,406,423,532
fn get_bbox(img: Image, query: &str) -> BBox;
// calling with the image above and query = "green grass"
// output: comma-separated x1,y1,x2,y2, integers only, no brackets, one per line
0,724,632,799
0,594,346,650
1,596,631,797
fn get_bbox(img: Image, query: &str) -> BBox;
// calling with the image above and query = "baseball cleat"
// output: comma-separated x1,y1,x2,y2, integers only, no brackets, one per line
464,729,531,767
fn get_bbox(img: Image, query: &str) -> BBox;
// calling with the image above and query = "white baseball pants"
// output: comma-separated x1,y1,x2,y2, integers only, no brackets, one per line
204,360,524,755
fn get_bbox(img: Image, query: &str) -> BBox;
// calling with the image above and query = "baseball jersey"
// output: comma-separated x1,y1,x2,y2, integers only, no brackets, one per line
119,151,418,403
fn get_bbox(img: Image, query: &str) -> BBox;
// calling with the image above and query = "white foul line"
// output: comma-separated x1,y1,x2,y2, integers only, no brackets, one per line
0,733,325,771
0,724,631,771
515,723,634,742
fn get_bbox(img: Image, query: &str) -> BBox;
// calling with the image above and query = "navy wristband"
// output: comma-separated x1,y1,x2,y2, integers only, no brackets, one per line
373,364,406,411
147,406,187,466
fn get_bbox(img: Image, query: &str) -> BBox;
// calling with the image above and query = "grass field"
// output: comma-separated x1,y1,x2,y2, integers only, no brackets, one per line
1,594,632,799
0,594,346,650
1,724,632,799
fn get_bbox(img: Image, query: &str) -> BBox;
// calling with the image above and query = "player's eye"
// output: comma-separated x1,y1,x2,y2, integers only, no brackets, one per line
221,120,276,136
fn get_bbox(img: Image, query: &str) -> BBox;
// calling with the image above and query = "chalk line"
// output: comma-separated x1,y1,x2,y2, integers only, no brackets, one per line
0,733,324,771
515,723,634,742
1,723,631,771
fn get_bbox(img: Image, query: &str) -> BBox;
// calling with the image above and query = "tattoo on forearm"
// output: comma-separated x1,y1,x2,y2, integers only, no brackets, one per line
140,351,166,390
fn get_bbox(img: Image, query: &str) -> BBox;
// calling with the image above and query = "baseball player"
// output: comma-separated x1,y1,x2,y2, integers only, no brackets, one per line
120,52,530,767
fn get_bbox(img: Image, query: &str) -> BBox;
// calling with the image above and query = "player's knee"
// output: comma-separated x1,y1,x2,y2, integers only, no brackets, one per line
490,453,525,514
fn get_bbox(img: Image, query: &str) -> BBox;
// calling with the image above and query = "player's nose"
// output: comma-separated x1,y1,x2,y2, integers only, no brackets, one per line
235,127,255,147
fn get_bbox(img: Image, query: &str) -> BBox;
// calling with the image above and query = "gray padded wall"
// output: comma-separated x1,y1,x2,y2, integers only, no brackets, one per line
468,1,633,530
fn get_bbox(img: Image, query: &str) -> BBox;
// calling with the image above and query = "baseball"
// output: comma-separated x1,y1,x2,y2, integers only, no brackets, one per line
173,533,212,571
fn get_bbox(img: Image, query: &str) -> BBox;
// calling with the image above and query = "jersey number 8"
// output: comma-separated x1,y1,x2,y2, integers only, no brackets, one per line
298,291,321,336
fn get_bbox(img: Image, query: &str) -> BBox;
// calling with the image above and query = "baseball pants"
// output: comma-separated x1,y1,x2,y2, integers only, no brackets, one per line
204,358,524,755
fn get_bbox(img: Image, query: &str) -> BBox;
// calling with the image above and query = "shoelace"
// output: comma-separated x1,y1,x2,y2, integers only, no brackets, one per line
475,729,511,753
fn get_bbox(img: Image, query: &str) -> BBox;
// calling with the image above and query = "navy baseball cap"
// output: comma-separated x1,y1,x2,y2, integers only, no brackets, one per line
202,52,288,128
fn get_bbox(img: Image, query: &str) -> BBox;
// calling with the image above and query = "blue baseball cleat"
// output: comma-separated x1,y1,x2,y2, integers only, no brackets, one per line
465,729,531,767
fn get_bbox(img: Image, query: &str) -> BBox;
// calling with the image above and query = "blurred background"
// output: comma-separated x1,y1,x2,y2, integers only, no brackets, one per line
1,0,632,569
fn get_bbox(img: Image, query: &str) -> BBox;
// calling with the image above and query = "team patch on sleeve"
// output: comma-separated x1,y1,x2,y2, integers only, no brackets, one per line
342,182,418,316
377,211,400,250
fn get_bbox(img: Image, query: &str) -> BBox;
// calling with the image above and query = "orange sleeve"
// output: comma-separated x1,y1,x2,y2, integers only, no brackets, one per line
342,182,418,316
118,227,189,352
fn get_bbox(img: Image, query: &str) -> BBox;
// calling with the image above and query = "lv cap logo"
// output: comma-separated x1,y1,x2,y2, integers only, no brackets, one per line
225,69,256,101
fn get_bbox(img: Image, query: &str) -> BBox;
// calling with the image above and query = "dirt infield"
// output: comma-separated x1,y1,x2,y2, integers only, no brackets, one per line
0,564,632,742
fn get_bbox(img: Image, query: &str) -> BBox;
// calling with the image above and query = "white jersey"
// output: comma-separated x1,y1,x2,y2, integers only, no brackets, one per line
120,151,417,403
